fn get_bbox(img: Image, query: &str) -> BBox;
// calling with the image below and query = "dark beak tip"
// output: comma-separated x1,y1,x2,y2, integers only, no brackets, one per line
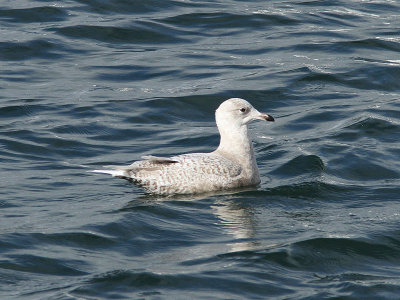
266,115,274,122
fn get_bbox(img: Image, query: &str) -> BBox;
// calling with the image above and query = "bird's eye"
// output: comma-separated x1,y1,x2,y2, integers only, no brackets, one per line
240,107,247,113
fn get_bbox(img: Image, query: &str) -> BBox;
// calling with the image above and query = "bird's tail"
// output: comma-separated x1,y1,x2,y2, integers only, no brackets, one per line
91,164,134,178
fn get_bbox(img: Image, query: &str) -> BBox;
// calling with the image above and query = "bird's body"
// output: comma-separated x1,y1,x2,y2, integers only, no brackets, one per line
93,98,274,195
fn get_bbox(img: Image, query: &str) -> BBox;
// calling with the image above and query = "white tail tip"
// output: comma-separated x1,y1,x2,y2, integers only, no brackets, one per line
90,169,126,177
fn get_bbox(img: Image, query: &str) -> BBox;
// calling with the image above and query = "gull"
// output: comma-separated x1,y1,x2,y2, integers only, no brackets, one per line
93,98,274,195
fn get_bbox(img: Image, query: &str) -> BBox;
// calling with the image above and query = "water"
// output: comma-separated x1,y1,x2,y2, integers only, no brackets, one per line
1,0,400,299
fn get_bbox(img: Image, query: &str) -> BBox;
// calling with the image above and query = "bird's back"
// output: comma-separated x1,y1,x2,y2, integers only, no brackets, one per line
126,153,244,195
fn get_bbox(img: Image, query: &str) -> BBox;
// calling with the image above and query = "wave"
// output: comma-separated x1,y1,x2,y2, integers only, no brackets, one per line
0,6,67,23
53,23,189,44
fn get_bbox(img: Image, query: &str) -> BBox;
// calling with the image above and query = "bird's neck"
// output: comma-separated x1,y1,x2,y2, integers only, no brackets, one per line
215,125,260,182
217,125,250,155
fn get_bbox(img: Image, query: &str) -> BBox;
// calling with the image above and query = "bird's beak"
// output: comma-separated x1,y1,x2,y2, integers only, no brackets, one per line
258,113,275,122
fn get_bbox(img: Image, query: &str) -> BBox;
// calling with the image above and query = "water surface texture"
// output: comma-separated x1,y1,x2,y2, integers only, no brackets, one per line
1,0,400,299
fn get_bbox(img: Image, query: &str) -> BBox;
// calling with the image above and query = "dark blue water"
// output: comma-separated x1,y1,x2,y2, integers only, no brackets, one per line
1,0,400,299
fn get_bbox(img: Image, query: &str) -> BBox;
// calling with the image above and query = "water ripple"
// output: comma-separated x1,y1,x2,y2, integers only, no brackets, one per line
0,6,68,23
0,39,64,61
0,254,87,276
74,0,199,14
53,23,190,44
163,12,298,30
